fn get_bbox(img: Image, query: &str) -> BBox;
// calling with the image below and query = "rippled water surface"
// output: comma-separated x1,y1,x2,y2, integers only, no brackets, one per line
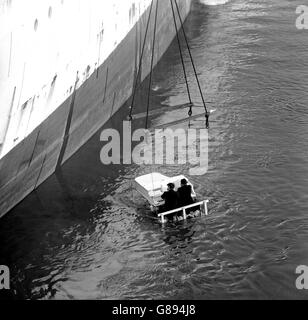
1,0,308,299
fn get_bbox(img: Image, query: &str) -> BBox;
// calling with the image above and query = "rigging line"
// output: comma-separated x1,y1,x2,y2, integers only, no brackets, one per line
129,0,155,120
171,0,193,128
128,1,154,199
170,0,192,106
144,0,159,203
145,0,159,130
173,0,210,128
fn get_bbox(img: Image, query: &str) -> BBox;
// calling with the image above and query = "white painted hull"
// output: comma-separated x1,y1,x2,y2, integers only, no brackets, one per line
0,0,192,218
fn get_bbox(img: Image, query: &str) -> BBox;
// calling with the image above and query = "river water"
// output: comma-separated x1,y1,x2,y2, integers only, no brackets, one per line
1,0,308,299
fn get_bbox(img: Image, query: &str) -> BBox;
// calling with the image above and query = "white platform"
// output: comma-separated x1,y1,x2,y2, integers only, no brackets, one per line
135,172,196,207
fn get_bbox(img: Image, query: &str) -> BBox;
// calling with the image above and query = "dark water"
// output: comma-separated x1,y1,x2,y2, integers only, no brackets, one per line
1,0,308,299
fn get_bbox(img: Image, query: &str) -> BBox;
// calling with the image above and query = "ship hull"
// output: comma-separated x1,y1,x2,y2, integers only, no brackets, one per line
0,0,192,218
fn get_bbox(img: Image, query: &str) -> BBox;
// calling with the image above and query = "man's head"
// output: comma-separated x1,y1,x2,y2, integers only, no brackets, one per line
181,178,188,186
167,183,175,191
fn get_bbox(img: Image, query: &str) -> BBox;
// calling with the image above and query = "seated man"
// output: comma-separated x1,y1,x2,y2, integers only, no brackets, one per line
161,183,179,220
177,178,194,208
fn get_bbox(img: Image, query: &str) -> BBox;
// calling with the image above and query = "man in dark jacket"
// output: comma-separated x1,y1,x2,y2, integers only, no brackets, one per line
177,178,194,208
161,182,178,212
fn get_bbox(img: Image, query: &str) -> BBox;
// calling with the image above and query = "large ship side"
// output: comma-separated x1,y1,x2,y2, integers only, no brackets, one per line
0,0,192,218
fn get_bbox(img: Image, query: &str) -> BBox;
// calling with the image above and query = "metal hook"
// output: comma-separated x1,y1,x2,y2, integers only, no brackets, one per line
205,111,210,129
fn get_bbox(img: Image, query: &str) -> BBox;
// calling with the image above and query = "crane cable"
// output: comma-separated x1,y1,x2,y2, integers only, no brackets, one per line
129,0,155,122
173,0,210,129
128,0,154,200
145,0,159,130
145,0,160,204
170,0,193,128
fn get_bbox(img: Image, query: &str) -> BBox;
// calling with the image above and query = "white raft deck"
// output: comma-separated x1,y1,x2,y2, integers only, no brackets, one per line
134,173,209,223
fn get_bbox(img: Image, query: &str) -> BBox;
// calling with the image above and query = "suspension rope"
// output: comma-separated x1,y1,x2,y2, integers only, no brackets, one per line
170,0,193,128
143,0,160,203
145,0,159,130
129,0,155,121
173,0,210,128
170,0,192,108
128,2,155,199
